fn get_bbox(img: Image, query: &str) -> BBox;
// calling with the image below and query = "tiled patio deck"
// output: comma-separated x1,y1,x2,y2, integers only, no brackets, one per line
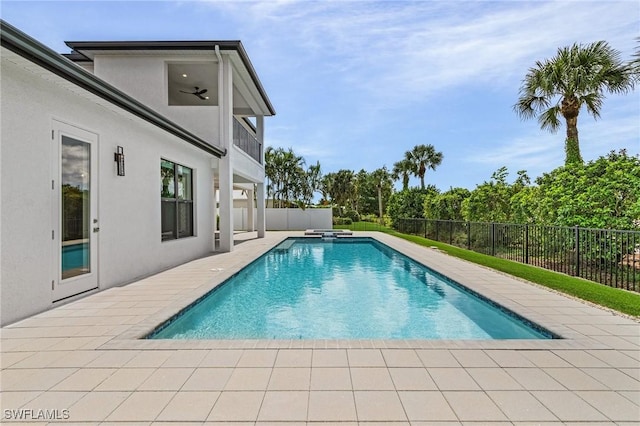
1,231,638,424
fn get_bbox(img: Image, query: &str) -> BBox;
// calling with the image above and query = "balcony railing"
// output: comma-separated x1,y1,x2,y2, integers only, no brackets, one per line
233,118,262,164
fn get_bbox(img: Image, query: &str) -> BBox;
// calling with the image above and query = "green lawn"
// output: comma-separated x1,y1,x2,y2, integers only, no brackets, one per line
335,222,640,317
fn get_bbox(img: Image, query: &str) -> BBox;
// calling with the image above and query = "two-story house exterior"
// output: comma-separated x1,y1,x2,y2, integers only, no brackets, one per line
0,21,275,325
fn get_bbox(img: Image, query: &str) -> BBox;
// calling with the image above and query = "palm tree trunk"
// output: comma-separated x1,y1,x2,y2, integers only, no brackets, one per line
377,186,384,224
562,97,583,165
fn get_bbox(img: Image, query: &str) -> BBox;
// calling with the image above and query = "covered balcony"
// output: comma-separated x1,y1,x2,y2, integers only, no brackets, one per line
233,117,262,164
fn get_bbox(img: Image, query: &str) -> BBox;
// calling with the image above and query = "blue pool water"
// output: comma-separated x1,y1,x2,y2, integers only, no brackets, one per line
150,238,552,340
62,242,88,272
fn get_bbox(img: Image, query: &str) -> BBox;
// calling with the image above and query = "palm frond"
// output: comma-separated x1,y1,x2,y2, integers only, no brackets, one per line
538,106,562,133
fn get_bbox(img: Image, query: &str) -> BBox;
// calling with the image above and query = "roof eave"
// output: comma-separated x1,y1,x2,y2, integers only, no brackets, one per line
65,40,276,116
0,20,225,158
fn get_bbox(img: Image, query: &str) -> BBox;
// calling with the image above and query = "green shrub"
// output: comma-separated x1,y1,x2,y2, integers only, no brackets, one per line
332,217,352,225
343,210,361,223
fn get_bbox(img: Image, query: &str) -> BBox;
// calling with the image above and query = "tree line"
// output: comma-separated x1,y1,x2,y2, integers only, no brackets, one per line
264,40,639,230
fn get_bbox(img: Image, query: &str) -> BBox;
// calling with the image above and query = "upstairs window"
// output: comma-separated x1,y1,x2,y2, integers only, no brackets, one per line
161,159,193,241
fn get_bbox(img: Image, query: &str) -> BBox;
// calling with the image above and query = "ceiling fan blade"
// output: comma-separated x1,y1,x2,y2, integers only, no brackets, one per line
197,94,208,100
179,90,192,94
196,89,208,95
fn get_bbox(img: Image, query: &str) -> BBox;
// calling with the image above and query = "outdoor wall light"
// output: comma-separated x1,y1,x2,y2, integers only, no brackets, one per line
114,146,125,176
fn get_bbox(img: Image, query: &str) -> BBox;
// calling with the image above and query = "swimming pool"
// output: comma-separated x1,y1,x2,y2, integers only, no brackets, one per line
150,238,553,340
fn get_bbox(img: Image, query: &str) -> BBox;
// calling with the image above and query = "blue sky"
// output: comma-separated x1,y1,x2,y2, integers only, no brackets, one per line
2,1,639,191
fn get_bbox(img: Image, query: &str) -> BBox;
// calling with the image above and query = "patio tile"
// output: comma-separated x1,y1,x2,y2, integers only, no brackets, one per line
416,349,461,367
381,349,423,367
2,368,77,391
138,367,194,390
428,368,480,390
67,391,130,421
0,351,34,368
9,351,67,369
451,350,498,367
237,350,277,367
542,368,609,390
552,350,609,368
504,368,565,390
350,367,395,390
161,349,208,367
274,349,312,367
618,390,640,405
311,349,348,367
21,390,86,415
207,391,264,421
398,391,457,421
487,390,558,422
583,368,640,390
200,349,244,367
156,391,220,421
310,367,352,390
307,391,357,421
521,350,572,368
87,350,139,367
484,350,536,367
94,367,155,391
224,367,272,390
124,350,175,368
353,391,407,421
0,391,42,410
443,391,508,422
531,390,608,421
52,368,116,391
389,367,437,390
182,368,233,391
257,391,309,421
467,368,523,390
587,350,639,368
106,390,175,421
267,368,310,390
347,349,386,367
576,390,640,422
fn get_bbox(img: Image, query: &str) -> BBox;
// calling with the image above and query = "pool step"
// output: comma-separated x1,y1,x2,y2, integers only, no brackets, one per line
274,239,296,252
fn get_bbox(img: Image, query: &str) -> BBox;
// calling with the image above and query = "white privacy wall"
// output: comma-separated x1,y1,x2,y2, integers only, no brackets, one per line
233,208,332,231
265,208,332,230
1,55,216,325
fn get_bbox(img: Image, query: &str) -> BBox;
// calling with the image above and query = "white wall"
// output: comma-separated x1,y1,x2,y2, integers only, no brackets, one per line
1,56,217,325
265,208,332,231
93,56,220,144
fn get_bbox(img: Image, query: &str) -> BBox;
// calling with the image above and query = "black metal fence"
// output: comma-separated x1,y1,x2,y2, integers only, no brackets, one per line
395,218,640,293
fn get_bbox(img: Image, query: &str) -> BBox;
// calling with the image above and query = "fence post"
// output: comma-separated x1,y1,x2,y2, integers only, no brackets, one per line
525,224,529,264
491,222,496,256
424,219,427,239
574,225,580,277
435,220,439,242
467,222,471,250
450,221,454,245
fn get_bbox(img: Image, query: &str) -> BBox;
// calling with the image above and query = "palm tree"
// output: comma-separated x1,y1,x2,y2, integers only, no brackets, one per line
514,41,635,164
392,158,413,191
370,166,393,223
406,144,443,189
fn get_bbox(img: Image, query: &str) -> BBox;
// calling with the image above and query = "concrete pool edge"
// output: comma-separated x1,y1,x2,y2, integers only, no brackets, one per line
99,231,622,351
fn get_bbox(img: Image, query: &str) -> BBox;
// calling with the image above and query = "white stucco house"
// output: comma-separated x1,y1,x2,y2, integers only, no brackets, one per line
0,21,275,325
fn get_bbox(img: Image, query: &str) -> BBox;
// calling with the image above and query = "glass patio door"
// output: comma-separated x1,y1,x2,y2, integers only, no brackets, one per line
52,122,98,301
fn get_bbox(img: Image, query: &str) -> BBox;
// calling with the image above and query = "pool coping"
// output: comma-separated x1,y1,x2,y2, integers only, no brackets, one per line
101,232,626,351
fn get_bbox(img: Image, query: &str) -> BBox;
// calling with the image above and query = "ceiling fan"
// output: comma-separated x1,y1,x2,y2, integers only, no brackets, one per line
180,86,209,100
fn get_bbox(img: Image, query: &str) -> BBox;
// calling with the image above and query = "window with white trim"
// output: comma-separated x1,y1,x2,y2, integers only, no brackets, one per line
161,159,193,241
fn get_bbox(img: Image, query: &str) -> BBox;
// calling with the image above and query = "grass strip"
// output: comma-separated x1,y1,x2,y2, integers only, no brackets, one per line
337,222,640,317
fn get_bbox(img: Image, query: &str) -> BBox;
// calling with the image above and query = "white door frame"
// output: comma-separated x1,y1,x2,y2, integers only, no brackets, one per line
51,120,99,302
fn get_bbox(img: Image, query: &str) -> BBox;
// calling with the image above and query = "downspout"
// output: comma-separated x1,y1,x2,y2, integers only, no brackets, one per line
214,45,227,157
